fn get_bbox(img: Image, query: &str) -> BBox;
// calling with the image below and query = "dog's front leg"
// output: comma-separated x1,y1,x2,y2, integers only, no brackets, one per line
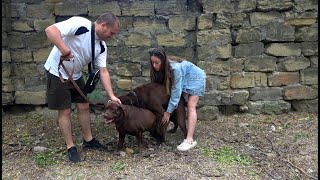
117,133,125,150
136,132,143,152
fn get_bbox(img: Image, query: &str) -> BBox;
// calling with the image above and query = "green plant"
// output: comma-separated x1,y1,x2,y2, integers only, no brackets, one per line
32,151,57,167
293,132,310,142
111,161,127,170
200,146,254,166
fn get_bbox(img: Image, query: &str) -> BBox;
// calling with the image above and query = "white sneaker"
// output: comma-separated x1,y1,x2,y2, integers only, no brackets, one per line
177,139,197,151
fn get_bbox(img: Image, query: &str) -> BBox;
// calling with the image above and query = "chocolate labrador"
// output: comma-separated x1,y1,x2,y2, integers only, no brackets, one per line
118,82,187,142
104,100,158,152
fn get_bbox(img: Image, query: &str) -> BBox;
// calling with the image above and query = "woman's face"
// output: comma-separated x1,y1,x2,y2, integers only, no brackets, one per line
150,56,162,72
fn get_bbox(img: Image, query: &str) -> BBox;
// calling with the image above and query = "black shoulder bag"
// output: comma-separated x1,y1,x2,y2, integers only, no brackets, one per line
83,22,100,94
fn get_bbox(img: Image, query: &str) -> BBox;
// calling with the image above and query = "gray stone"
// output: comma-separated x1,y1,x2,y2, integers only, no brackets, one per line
291,99,318,113
300,68,318,85
115,63,141,77
197,106,219,121
249,87,283,101
54,2,87,16
283,85,318,100
15,90,46,105
247,100,291,115
301,42,318,56
278,56,310,71
234,29,262,43
260,22,295,42
234,42,264,58
202,0,235,13
244,55,277,72
198,60,230,76
155,0,187,15
250,11,284,27
265,43,301,57
197,29,231,46
257,0,294,11
295,26,318,42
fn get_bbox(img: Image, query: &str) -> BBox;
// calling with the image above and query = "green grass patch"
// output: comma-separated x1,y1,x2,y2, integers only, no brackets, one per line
293,132,310,142
111,161,127,171
32,151,58,167
199,146,254,166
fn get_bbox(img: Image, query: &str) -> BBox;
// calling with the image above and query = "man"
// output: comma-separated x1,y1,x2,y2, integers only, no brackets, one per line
44,12,121,163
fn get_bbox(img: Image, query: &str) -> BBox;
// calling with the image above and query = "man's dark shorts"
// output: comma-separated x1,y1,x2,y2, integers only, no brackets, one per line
46,71,87,110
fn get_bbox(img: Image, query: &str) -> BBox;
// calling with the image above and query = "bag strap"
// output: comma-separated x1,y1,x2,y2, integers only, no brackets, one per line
88,22,95,73
58,58,103,108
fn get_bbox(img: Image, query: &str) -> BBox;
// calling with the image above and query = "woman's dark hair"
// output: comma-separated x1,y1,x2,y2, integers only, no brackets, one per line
149,48,172,96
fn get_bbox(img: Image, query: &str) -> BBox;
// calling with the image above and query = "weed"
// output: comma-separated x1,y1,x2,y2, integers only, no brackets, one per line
111,161,127,170
293,132,310,142
200,146,254,166
32,151,57,167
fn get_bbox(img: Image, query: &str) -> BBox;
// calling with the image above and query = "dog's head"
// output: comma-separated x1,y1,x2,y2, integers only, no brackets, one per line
103,101,124,124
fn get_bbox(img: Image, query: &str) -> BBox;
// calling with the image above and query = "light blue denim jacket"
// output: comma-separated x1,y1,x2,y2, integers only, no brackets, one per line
167,60,206,113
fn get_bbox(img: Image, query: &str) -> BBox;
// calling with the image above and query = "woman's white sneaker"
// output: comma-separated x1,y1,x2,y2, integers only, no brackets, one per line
177,139,197,151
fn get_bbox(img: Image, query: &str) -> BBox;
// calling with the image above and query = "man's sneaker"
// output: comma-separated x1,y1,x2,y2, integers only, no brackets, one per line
67,146,81,163
82,138,105,149
177,139,197,151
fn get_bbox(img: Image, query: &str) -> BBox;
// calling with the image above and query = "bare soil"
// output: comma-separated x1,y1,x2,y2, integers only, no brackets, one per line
2,106,318,179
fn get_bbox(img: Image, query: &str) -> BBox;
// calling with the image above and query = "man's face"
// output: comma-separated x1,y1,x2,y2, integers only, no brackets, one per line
98,22,119,40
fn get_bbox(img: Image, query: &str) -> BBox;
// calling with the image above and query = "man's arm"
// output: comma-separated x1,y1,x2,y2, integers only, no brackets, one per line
99,67,121,103
45,25,71,57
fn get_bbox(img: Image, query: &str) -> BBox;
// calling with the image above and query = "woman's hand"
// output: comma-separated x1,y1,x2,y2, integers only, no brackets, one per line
161,112,171,124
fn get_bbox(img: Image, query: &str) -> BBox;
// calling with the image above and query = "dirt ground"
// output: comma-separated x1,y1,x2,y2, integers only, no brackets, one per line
2,105,318,180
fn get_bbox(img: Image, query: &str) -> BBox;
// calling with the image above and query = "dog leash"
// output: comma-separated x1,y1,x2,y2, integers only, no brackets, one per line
58,58,104,108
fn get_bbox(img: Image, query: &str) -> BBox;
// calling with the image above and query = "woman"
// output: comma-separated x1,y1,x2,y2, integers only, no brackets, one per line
149,48,206,151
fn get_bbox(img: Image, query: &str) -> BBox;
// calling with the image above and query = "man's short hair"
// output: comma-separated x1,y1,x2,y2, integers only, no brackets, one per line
96,12,119,27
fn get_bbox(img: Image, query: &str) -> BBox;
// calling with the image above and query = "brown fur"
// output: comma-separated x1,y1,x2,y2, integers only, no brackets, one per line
103,101,157,152
118,82,187,142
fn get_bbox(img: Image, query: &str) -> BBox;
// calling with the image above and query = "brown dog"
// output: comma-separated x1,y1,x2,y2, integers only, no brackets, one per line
104,101,158,152
118,82,187,142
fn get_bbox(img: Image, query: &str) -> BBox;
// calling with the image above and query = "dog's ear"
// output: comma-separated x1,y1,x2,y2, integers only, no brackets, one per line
114,104,125,119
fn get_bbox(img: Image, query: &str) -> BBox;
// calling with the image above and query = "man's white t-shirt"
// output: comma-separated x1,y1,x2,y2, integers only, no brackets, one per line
44,16,107,80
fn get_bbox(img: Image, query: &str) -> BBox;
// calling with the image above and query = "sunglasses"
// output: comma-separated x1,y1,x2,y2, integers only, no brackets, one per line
149,49,164,57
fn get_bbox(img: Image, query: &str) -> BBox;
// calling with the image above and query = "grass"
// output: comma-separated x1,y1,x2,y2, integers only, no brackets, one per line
32,151,58,167
111,161,127,170
199,146,254,166
293,132,310,142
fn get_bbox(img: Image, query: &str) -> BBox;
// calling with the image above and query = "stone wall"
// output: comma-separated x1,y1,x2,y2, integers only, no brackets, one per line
2,0,318,117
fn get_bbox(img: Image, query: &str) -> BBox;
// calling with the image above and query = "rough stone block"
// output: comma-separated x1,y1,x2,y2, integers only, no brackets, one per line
197,29,231,46
247,100,291,115
15,90,46,105
257,0,293,11
268,72,300,86
115,63,141,77
198,44,232,60
250,11,284,27
117,79,132,90
244,55,277,72
122,2,154,16
300,68,318,85
157,32,186,47
291,99,318,113
54,2,87,16
125,33,151,47
197,106,219,121
88,2,121,16
230,73,255,89
283,85,318,100
301,42,318,56
198,60,230,76
198,14,213,30
202,0,234,13
265,43,301,57
260,22,295,42
235,29,262,43
168,15,196,32
249,87,283,101
233,42,264,58
295,26,318,41
278,56,310,71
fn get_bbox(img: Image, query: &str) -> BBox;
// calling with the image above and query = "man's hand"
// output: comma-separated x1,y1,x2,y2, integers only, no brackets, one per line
161,112,171,124
110,96,122,104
